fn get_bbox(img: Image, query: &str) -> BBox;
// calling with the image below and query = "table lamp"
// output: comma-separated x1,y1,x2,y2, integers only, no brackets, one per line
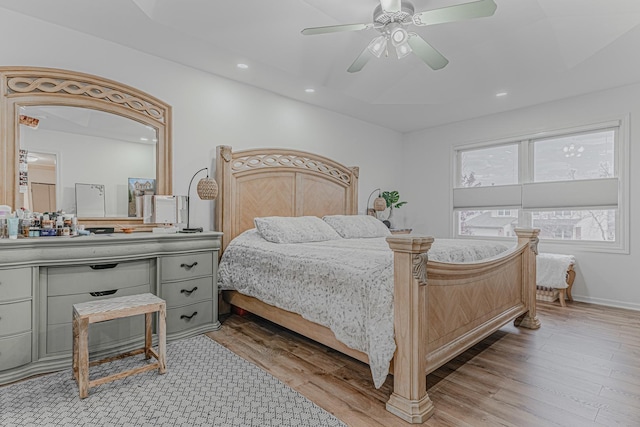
366,188,387,217
181,167,218,233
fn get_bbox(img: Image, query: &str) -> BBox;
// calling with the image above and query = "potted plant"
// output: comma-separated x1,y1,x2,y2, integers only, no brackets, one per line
381,190,407,228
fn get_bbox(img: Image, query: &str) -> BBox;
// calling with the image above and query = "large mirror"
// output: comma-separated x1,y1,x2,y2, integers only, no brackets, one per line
0,67,172,229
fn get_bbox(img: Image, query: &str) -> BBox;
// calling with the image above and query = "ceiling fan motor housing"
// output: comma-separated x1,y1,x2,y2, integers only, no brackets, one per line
373,1,415,26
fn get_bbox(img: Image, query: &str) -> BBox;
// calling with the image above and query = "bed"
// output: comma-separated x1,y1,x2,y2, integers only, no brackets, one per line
215,145,540,423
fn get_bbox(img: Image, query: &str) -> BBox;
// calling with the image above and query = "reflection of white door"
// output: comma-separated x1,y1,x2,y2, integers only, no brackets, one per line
31,183,56,213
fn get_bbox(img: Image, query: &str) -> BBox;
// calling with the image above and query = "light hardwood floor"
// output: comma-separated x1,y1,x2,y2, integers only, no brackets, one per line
208,301,640,427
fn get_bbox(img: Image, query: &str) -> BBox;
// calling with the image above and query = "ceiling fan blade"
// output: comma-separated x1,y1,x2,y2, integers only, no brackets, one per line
347,48,372,73
413,0,497,26
407,34,449,70
301,23,373,36
380,0,401,13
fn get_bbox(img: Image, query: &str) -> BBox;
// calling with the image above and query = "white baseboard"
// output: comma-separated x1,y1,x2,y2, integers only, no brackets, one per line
572,295,640,312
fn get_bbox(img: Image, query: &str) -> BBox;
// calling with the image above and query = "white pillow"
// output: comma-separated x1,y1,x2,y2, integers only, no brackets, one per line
254,216,342,244
322,215,391,239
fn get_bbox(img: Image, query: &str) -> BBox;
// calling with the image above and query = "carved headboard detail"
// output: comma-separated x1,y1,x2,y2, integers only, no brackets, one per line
215,145,359,251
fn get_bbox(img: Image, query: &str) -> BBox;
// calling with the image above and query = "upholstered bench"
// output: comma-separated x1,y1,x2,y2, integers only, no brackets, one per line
536,253,576,307
72,293,167,398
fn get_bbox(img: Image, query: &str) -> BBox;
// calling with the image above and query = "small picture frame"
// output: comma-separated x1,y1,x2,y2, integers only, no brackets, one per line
128,178,156,217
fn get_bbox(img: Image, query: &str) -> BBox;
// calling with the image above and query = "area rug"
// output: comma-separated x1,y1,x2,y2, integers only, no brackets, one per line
0,335,346,427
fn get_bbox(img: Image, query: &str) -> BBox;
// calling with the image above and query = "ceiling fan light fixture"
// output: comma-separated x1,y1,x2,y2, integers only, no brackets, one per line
388,23,408,47
367,35,388,58
395,41,412,59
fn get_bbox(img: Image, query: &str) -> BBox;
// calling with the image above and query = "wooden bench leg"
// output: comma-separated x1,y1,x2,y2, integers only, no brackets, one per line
158,304,167,374
558,289,567,307
72,315,79,382
566,267,576,302
145,312,152,360
77,317,90,399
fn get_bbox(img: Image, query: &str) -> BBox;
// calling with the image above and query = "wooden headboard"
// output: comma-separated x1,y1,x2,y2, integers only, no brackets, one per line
215,145,359,251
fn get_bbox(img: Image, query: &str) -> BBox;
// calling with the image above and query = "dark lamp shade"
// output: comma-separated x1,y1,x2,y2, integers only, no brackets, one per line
196,177,218,200
373,196,386,211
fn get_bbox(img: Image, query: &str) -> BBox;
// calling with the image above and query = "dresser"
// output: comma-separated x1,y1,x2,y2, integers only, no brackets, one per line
0,231,221,385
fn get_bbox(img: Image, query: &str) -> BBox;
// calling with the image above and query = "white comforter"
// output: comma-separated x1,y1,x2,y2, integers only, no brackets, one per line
217,229,512,388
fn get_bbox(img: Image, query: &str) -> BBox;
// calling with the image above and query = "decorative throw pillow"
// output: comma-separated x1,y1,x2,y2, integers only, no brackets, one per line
254,216,342,244
322,215,391,239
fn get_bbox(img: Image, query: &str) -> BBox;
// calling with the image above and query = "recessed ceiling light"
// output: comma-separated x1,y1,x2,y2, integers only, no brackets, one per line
140,137,148,141
237,63,249,69
495,91,508,97
305,88,315,93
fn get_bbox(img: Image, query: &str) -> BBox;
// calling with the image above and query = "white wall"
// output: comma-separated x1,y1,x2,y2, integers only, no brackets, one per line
402,83,640,310
0,9,402,229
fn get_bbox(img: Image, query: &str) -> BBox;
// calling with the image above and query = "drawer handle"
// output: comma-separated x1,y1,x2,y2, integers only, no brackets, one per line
180,262,198,270
180,287,198,296
89,263,119,270
89,289,118,297
180,311,198,320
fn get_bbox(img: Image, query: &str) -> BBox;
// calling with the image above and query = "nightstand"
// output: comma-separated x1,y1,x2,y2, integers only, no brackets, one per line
390,228,412,235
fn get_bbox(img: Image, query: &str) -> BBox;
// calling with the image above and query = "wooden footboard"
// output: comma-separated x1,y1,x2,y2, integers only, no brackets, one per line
385,228,540,423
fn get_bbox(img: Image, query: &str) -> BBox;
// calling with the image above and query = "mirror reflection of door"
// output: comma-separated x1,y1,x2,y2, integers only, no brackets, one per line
27,152,57,213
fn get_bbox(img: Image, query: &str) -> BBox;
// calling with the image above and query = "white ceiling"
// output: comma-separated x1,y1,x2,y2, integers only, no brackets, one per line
3,0,640,133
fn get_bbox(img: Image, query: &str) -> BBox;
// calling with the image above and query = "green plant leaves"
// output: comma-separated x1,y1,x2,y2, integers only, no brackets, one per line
381,191,406,209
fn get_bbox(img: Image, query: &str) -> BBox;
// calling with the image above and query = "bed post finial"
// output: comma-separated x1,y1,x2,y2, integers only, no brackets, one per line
514,228,541,330
386,235,435,423
219,145,232,162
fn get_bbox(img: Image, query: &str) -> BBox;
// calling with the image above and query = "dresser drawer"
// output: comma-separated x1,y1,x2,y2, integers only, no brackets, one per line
0,332,31,371
47,260,151,296
0,300,31,337
48,284,150,325
166,301,213,335
46,316,145,355
0,268,31,302
161,252,213,282
161,277,213,308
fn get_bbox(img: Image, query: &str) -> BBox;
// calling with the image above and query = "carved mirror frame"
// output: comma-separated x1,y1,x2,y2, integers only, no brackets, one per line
0,66,172,228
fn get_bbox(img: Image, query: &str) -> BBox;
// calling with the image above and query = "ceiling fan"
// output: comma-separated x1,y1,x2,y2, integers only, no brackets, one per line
301,0,497,73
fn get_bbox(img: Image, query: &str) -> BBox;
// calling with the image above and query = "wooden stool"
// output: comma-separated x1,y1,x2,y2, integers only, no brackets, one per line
72,293,167,398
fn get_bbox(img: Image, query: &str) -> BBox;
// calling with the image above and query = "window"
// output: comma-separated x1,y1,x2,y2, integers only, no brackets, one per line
533,130,615,182
457,209,518,237
459,144,518,187
452,120,627,251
